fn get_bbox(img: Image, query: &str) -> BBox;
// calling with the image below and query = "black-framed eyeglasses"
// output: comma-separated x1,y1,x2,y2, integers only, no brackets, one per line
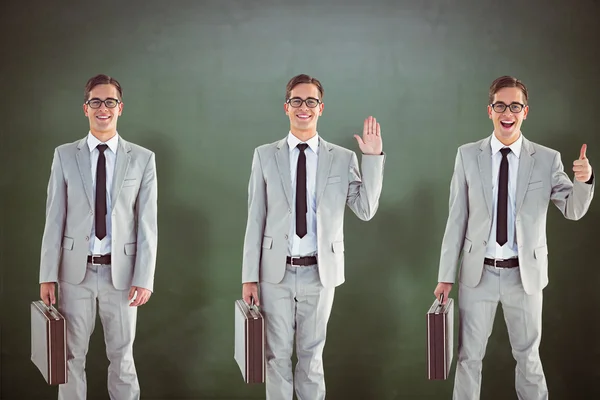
85,98,121,109
490,102,525,113
286,97,321,108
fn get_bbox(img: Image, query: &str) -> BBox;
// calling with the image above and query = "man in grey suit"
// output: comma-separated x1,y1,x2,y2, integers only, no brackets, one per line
434,75,594,399
39,74,158,400
241,74,385,399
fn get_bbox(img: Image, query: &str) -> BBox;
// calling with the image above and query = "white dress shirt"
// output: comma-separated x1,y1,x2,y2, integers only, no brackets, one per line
87,132,119,255
287,132,319,257
485,133,522,259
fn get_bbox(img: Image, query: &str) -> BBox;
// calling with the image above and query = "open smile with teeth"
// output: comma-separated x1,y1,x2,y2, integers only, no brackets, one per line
96,115,111,121
296,114,312,121
500,120,515,129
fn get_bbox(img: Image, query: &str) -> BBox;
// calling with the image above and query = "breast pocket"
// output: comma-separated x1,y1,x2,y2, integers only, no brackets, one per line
527,181,543,191
122,178,137,188
327,176,341,185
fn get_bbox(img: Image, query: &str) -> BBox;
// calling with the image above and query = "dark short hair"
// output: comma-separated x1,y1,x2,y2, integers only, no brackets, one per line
285,74,324,101
489,75,528,105
84,74,123,103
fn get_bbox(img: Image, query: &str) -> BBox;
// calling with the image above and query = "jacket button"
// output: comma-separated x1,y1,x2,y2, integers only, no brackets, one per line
85,236,89,241
483,241,487,245
284,234,288,239
288,209,292,214
89,210,93,215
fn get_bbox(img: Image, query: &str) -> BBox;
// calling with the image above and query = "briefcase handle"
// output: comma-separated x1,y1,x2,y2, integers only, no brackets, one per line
435,293,445,313
44,303,61,321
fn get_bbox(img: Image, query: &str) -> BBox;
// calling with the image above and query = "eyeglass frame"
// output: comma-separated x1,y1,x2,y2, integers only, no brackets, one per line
490,102,526,113
286,97,322,108
85,97,122,109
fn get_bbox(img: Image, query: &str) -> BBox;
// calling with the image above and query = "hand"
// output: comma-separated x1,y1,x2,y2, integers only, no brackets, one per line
128,286,152,307
433,282,453,305
40,282,56,307
354,116,382,155
573,144,592,182
242,282,260,306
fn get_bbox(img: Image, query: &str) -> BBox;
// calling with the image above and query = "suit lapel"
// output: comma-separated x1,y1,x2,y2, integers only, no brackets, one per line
315,138,333,207
75,137,94,209
515,138,535,215
477,137,493,218
275,138,293,208
111,138,132,210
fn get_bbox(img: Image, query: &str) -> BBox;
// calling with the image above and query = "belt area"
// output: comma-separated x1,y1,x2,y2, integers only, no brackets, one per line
286,256,318,266
87,254,111,265
484,257,519,268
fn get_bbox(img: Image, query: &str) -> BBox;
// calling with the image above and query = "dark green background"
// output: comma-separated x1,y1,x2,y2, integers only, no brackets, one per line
2,0,599,399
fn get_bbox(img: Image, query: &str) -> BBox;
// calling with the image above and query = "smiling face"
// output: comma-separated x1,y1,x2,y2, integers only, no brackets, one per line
83,83,123,139
488,87,528,145
284,83,324,137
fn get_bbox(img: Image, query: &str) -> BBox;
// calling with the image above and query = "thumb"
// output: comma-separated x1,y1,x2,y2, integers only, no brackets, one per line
580,144,587,160
354,134,364,146
128,287,137,300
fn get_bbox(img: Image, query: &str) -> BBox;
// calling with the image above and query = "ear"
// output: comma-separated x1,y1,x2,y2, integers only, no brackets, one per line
83,104,88,117
487,105,492,119
523,105,529,120
284,102,290,115
118,102,124,116
319,102,324,116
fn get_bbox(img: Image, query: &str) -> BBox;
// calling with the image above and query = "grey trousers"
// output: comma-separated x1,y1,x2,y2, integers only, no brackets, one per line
260,264,335,400
58,263,139,400
453,265,548,400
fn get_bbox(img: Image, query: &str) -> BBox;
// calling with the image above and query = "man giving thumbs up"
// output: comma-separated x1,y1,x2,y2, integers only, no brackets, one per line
433,75,594,400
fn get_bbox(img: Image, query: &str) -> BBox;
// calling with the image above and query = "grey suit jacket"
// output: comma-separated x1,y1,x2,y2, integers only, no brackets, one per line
242,137,385,289
438,135,594,294
39,136,158,291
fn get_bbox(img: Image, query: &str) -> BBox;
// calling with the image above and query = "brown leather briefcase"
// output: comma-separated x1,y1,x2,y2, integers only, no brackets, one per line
427,295,454,380
234,299,265,384
31,300,67,385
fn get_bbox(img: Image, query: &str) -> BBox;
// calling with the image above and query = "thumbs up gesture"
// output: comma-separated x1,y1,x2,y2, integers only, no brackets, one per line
573,144,593,182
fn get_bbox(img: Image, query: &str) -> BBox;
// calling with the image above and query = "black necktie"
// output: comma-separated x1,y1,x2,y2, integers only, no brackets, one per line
95,144,108,240
296,143,308,238
497,147,511,246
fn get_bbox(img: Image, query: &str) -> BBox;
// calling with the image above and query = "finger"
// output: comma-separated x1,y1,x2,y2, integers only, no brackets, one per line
363,118,369,137
252,290,260,306
42,292,50,307
573,165,590,173
354,134,365,146
40,288,48,306
139,293,150,306
128,287,136,301
130,296,142,307
369,116,375,136
50,289,56,305
580,144,587,160
376,122,381,137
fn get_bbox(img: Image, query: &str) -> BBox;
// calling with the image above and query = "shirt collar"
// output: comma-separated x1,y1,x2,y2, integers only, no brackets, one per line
287,132,319,154
491,133,522,158
87,132,119,154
